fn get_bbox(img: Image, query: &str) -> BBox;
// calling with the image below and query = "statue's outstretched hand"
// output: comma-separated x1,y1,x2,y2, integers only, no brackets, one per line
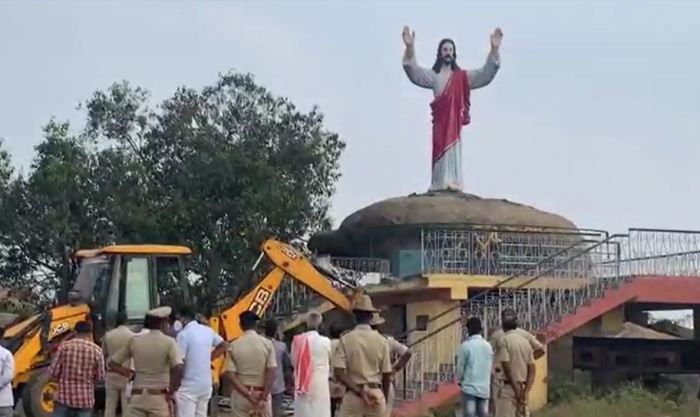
402,26,415,47
491,27,503,49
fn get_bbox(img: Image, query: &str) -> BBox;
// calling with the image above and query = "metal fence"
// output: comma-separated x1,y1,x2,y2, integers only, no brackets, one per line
395,232,624,401
420,227,607,277
268,227,700,320
463,234,626,336
268,256,389,318
621,229,700,277
419,227,700,280
330,256,391,280
395,228,700,403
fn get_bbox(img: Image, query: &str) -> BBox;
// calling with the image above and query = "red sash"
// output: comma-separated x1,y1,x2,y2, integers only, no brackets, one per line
292,333,312,395
429,69,471,164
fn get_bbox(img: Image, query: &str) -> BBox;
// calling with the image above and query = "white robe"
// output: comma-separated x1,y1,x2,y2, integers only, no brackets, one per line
402,50,501,192
291,330,332,417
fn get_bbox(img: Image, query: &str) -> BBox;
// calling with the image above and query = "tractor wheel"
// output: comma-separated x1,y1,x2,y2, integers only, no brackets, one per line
21,369,57,417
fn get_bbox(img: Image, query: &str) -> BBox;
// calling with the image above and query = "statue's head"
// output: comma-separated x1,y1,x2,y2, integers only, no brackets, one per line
432,38,459,73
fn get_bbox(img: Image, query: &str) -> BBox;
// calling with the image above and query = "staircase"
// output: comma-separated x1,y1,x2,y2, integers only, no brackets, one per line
391,228,700,417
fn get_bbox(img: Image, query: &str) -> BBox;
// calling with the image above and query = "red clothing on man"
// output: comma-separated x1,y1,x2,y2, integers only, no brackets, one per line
48,338,105,409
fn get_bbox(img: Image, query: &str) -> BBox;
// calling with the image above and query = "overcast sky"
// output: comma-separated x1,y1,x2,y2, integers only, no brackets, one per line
1,1,698,234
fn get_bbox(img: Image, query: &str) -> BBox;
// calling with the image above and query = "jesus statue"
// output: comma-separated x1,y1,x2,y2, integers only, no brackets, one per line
402,25,503,192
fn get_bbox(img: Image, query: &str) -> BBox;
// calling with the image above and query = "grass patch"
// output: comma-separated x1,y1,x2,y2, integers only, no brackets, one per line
417,381,697,417
537,383,696,417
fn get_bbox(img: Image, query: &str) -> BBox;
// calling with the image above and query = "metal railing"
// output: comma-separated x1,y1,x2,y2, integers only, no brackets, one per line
463,234,627,336
267,255,389,318
395,232,625,401
252,227,700,402
269,273,352,318
623,229,700,276
330,256,391,281
628,228,700,258
396,237,604,345
396,318,463,400
269,227,700,323
420,227,607,277
394,228,700,404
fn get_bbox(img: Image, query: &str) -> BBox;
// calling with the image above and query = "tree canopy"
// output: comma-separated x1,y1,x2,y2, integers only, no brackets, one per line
0,72,345,311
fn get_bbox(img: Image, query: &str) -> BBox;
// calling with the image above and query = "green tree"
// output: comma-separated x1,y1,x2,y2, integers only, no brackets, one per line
1,72,345,310
0,138,11,192
0,138,21,293
0,122,105,300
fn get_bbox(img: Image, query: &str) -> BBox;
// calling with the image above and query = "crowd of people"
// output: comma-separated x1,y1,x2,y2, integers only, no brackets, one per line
30,294,410,417
0,295,546,417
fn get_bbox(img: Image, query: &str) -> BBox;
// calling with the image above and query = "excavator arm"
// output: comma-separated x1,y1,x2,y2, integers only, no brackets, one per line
215,238,357,341
210,239,361,387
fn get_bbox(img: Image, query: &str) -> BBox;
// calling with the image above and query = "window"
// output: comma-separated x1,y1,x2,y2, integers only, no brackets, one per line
125,257,150,320
416,315,429,331
72,256,110,302
155,256,186,308
104,257,122,328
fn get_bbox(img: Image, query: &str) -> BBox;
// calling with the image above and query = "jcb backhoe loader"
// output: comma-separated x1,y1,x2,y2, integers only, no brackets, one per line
0,239,361,417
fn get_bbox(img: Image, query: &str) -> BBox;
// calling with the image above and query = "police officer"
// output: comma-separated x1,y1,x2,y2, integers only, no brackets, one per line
489,309,543,417
489,310,544,358
222,310,277,417
332,295,393,417
102,312,136,417
493,312,536,417
489,308,544,415
109,306,185,417
329,324,347,417
369,312,411,417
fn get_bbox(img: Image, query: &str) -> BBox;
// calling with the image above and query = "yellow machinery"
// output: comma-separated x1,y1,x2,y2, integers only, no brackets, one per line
0,239,360,417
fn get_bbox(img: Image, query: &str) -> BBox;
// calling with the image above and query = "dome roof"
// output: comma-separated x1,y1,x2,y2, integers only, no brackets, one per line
309,190,576,258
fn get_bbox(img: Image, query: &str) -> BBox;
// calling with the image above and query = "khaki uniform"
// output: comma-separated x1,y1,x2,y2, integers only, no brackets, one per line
493,330,535,417
489,328,542,414
103,325,136,417
383,336,408,417
111,330,184,417
224,329,277,417
330,339,347,415
333,324,392,417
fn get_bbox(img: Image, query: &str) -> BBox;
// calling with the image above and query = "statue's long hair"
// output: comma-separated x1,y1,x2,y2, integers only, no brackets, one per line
432,38,460,73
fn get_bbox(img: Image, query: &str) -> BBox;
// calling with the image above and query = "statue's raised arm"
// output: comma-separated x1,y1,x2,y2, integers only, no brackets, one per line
467,28,503,90
401,26,435,89
400,25,504,192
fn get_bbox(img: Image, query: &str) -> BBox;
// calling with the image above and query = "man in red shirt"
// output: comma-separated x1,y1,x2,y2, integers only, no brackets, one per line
48,320,105,417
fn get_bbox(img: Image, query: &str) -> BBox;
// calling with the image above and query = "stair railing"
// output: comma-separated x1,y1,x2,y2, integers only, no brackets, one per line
396,234,603,344
395,228,700,403
395,232,621,401
465,234,628,337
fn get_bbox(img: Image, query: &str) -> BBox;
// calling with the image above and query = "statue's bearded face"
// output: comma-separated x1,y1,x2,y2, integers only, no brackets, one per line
432,38,458,73
440,41,455,64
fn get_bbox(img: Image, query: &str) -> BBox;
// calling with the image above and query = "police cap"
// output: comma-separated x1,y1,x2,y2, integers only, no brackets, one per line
147,306,172,319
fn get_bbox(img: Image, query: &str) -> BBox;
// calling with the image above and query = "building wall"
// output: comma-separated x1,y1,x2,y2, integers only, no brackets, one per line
548,305,625,375
406,299,461,374
402,295,549,412
385,275,627,413
530,346,548,412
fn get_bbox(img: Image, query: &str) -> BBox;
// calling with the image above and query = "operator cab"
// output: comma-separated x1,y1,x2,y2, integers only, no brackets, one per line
69,244,192,335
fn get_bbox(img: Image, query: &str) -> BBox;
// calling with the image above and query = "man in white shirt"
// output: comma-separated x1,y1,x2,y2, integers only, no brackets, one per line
175,305,227,417
0,327,14,417
291,311,332,417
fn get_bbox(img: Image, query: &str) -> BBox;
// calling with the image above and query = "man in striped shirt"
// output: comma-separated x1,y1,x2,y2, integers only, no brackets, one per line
48,320,105,417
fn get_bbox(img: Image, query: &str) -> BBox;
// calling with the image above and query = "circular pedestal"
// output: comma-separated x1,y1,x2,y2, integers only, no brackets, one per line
309,190,576,258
